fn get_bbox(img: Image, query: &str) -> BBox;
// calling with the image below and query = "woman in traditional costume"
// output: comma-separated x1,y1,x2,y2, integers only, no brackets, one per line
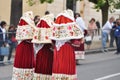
71,13,88,64
50,10,83,80
32,14,54,80
12,11,35,80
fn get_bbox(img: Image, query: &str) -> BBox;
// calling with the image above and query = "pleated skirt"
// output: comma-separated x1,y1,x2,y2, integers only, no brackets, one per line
12,40,35,80
33,44,53,80
52,42,77,80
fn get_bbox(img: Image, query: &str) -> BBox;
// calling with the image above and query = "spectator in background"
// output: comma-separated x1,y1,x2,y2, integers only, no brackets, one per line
85,18,97,50
45,11,50,15
45,11,56,21
109,21,117,47
71,13,87,63
88,18,97,39
114,18,120,54
7,24,17,62
96,20,101,35
0,21,7,63
101,17,115,52
34,15,40,25
75,13,87,34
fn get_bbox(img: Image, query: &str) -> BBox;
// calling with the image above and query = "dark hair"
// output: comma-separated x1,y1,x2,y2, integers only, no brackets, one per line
75,13,81,17
113,21,116,24
116,18,120,26
74,13,81,19
45,11,50,15
0,21,7,27
34,15,40,25
34,15,40,22
8,24,16,31
90,18,95,22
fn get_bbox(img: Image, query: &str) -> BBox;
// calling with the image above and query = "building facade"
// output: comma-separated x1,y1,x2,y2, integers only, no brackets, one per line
0,0,11,25
0,0,119,27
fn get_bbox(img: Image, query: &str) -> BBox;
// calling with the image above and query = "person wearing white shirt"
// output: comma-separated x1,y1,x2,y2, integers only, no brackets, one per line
75,13,87,32
102,17,114,52
72,13,87,63
0,21,7,63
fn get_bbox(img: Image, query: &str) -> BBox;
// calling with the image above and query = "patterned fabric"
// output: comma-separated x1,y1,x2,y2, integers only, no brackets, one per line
75,51,85,60
16,11,35,40
32,14,54,43
40,14,54,26
71,39,85,59
52,73,77,80
33,73,52,80
12,67,34,80
21,11,35,28
32,28,52,43
52,10,78,80
16,25,35,40
50,23,83,40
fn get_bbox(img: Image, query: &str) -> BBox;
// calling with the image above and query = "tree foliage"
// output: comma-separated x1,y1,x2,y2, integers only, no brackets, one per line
89,0,120,11
89,0,120,25
40,0,54,3
27,0,54,6
114,1,120,9
89,0,120,12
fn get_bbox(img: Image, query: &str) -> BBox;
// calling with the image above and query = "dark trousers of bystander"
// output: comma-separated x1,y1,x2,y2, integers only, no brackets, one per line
0,55,4,61
109,30,115,47
115,37,120,54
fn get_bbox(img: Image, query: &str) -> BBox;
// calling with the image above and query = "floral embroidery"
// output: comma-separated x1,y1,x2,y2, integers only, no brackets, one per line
33,73,52,80
68,26,72,30
52,73,77,80
75,51,85,59
32,28,52,43
50,23,83,40
12,67,34,80
16,25,34,40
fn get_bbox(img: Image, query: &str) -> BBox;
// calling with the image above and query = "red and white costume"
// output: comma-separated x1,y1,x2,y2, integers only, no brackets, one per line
32,14,54,80
50,10,83,80
12,11,35,80
71,16,88,60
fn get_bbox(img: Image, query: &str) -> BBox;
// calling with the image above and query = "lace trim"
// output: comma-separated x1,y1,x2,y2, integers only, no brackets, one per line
12,67,34,80
52,73,77,80
55,40,68,51
75,51,85,59
32,28,52,44
33,73,52,80
50,23,84,41
33,44,44,54
16,25,35,40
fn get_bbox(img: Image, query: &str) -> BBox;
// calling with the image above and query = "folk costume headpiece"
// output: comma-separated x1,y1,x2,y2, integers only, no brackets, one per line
16,11,35,40
32,14,54,43
50,9,84,40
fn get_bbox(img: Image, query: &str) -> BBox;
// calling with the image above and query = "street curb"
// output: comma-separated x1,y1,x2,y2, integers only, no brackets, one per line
85,47,116,54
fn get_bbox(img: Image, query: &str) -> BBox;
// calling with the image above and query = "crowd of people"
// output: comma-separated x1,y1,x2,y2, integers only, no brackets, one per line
0,21,17,64
101,17,120,54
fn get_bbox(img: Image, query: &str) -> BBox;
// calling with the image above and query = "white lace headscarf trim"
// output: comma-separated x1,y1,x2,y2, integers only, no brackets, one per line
55,40,69,51
33,44,44,54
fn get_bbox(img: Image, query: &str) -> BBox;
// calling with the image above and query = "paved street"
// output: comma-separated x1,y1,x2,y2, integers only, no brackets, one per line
77,51,120,80
0,51,120,80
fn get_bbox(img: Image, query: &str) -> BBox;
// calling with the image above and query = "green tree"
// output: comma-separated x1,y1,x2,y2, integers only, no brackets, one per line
89,0,120,26
115,1,120,9
27,0,53,6
10,0,53,27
